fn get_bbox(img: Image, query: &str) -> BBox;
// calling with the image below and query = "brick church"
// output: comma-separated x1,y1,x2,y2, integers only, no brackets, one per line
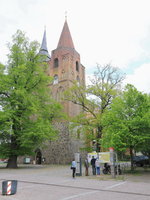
32,19,86,164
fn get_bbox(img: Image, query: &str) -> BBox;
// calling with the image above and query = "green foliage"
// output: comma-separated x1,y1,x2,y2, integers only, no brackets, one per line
64,64,125,151
0,30,62,160
0,63,5,73
87,64,125,113
101,84,150,153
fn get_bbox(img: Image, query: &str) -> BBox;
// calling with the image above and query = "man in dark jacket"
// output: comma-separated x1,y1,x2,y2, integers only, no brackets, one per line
91,156,96,175
84,158,89,176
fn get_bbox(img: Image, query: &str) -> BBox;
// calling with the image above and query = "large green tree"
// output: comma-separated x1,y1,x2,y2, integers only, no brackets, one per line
138,94,150,165
0,30,62,168
64,64,125,151
102,84,150,170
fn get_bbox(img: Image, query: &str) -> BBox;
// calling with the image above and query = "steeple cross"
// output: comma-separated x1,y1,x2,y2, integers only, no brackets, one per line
65,11,67,21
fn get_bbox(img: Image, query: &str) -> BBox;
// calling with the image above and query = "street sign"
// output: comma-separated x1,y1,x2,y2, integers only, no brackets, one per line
109,147,114,152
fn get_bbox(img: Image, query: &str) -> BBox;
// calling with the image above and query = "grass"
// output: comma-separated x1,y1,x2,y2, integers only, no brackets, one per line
124,167,150,175
85,167,150,181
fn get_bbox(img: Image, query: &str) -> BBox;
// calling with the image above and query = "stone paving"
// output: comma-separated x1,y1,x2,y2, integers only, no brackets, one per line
0,164,150,200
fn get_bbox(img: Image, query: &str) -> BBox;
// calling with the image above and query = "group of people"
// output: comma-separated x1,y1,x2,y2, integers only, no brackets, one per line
70,156,101,178
85,156,100,176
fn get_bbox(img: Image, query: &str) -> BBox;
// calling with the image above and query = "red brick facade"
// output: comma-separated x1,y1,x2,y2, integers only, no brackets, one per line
48,20,85,117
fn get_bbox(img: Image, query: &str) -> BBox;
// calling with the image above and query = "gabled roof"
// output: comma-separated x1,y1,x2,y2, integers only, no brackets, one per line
57,20,75,49
39,29,51,61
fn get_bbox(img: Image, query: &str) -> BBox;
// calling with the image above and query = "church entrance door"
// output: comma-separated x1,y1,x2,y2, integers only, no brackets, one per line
35,149,42,164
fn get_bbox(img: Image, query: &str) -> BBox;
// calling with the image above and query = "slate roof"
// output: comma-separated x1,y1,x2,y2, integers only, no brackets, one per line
39,29,51,61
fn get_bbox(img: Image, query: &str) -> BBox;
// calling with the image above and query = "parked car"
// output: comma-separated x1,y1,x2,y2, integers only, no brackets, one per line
133,155,149,167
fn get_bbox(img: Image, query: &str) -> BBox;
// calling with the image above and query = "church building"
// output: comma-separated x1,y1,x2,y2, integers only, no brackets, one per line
34,19,86,164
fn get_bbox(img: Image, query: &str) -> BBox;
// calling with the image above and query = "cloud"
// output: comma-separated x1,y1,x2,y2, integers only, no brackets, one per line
124,63,150,93
0,0,150,93
17,0,40,12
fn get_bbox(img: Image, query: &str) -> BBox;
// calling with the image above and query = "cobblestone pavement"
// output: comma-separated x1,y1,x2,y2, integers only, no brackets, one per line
0,164,150,200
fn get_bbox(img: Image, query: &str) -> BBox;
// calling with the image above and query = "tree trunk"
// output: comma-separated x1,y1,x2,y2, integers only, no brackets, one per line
96,126,102,152
6,155,18,168
130,147,134,171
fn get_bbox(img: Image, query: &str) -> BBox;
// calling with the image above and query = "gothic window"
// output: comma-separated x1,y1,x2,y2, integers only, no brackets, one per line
76,61,79,72
54,58,59,68
76,76,80,86
53,74,59,85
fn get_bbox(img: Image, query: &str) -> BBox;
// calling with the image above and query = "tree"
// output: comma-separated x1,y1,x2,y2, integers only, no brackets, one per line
139,94,150,166
0,30,62,168
64,64,125,151
101,84,150,170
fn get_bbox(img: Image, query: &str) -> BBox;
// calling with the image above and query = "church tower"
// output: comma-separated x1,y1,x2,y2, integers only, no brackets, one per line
37,20,85,164
49,19,85,117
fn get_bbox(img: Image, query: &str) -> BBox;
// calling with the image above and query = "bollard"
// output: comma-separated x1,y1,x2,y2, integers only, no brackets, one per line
2,180,17,195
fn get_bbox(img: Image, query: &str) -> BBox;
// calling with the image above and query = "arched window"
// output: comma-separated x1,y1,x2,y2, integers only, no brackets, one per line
76,76,80,86
53,75,59,84
76,61,79,71
54,58,59,68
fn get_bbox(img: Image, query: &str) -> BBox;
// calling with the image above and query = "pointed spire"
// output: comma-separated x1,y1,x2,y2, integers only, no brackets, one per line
39,28,51,61
57,20,75,49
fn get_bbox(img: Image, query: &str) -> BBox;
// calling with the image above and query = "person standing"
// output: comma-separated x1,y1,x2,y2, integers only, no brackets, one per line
95,158,100,175
71,159,76,178
91,156,96,175
84,157,89,176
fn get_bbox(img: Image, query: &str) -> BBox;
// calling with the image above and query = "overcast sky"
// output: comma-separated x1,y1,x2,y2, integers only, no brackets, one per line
0,0,150,93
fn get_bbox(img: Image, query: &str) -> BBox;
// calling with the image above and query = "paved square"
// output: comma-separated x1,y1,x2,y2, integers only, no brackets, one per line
0,164,150,200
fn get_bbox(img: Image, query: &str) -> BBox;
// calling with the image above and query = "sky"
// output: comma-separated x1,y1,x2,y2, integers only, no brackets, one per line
0,0,150,93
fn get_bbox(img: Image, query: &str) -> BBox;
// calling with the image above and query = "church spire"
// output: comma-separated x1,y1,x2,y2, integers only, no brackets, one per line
39,28,50,61
57,20,75,49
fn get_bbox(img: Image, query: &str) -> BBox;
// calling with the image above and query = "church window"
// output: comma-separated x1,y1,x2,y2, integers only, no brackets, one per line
53,75,59,84
76,61,79,71
54,58,59,68
76,76,80,86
